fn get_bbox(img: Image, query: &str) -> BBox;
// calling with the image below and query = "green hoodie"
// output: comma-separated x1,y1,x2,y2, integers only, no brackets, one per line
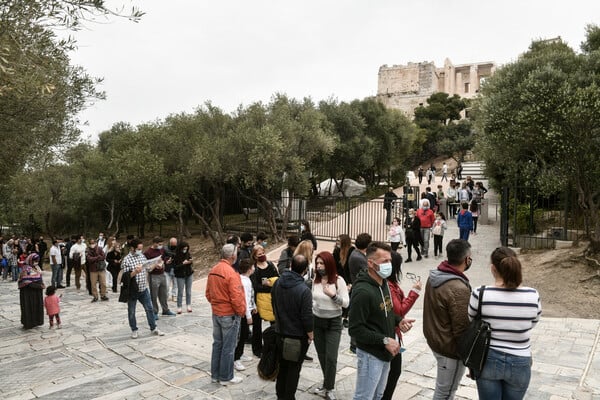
348,269,401,361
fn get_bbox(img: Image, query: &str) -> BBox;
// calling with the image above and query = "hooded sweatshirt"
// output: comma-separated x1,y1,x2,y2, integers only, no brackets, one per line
348,270,401,362
423,261,471,359
272,269,313,338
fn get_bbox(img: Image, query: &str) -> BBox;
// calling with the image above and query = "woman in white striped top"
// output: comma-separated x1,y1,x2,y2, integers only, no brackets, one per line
468,247,542,400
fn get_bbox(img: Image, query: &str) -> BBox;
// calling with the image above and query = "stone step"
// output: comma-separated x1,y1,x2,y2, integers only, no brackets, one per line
460,161,486,179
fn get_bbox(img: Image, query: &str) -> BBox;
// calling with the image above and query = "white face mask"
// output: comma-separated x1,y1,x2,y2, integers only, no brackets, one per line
182,249,188,254
135,250,143,256
376,262,392,279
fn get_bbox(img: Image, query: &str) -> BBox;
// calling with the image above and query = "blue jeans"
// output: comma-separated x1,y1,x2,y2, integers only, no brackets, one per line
432,351,466,400
476,348,532,400
353,348,391,400
211,314,241,382
127,288,156,332
51,264,63,286
2,262,8,280
459,228,471,241
176,275,193,308
11,264,19,281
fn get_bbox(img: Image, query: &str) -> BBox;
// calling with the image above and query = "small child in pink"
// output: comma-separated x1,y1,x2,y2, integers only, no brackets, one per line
44,286,62,329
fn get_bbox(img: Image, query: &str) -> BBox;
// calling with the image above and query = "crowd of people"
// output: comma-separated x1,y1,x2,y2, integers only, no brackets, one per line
1,233,194,334
204,223,541,400
3,195,541,399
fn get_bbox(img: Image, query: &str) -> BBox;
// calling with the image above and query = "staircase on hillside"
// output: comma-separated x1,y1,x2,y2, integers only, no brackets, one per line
460,161,486,180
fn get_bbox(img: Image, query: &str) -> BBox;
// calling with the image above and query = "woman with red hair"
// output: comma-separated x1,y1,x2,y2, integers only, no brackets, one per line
311,251,349,400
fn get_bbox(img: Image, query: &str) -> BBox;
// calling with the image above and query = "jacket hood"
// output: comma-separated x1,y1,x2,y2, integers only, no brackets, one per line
428,261,469,288
279,269,306,289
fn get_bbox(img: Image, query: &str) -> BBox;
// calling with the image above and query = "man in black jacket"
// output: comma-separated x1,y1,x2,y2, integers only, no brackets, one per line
272,254,313,400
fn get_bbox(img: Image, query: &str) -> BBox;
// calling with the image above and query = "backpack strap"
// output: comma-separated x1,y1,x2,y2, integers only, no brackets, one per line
476,285,486,319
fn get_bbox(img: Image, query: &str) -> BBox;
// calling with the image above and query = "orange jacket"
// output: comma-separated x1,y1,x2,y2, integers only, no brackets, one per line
205,259,246,317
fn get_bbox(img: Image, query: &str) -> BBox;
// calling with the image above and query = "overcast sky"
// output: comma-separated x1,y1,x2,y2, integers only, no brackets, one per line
69,0,600,141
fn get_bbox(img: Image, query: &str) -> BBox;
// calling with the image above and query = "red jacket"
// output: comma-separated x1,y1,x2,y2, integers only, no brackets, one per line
389,281,419,341
205,259,246,317
416,208,435,228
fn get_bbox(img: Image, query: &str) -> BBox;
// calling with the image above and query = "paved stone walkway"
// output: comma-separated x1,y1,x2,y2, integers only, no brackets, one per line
1,189,599,399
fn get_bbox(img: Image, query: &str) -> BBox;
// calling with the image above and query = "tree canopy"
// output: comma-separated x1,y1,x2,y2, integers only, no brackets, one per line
413,92,474,163
474,25,600,253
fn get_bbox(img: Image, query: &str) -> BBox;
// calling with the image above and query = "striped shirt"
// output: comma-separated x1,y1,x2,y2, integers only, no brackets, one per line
469,286,541,357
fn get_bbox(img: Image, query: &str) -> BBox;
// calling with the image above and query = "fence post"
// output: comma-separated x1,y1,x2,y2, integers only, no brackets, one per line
500,186,509,247
346,197,351,236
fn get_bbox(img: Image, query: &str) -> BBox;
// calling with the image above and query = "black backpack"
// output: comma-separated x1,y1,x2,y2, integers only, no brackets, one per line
257,326,279,380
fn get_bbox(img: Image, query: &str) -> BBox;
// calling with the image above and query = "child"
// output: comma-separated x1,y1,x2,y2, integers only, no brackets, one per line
44,286,61,329
431,212,448,258
457,202,474,241
470,201,480,234
234,258,256,371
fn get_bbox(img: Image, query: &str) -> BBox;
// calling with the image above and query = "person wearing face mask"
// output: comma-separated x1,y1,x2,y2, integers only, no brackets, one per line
404,209,422,262
311,251,349,400
416,199,435,258
299,219,317,251
250,245,279,358
85,238,108,302
423,239,473,400
173,241,194,314
349,242,413,400
144,236,176,319
68,235,87,291
256,231,268,249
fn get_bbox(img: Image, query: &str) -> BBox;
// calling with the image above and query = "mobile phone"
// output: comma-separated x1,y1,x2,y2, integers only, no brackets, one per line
261,277,268,283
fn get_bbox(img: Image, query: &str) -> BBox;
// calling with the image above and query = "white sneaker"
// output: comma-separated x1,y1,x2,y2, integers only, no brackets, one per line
151,329,165,336
220,376,243,385
131,330,138,339
234,360,246,371
240,354,253,362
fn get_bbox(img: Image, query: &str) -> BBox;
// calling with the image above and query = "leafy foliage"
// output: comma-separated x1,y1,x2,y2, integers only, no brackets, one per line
474,26,600,252
413,92,473,163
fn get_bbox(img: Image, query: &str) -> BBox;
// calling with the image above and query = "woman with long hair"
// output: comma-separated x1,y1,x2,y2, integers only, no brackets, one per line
300,219,317,251
311,251,349,400
173,242,194,314
470,247,541,399
381,251,420,400
294,239,315,280
250,245,279,357
332,234,354,327
105,238,122,293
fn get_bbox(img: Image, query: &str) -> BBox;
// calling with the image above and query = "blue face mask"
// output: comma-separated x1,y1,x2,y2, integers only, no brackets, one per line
135,250,143,256
261,241,267,248
376,262,393,279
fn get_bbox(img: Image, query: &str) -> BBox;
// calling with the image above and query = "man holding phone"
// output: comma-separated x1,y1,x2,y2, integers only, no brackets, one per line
122,239,165,339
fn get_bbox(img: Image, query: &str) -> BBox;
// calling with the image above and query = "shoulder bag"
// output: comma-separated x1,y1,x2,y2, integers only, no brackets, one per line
457,285,492,379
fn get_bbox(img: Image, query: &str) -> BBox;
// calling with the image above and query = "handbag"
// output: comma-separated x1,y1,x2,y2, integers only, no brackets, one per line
457,285,492,379
97,260,107,271
281,337,302,362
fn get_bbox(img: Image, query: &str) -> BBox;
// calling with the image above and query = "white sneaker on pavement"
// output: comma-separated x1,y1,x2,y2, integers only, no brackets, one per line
131,330,138,339
220,375,243,385
151,329,164,336
234,360,246,371
240,354,253,362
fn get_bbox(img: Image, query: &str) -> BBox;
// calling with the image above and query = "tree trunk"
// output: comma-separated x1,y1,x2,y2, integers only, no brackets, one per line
106,199,115,230
186,196,224,249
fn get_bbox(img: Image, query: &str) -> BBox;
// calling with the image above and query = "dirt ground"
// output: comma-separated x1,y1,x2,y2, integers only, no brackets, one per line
519,245,600,319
